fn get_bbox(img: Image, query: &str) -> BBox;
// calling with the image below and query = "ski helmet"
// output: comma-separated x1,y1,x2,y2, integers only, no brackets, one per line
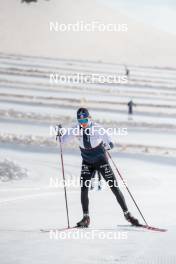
77,108,89,120
77,108,90,128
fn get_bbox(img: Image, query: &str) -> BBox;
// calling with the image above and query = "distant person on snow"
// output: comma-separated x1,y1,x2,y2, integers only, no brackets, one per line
21,0,50,3
21,0,37,3
125,65,130,78
56,108,139,228
128,100,135,115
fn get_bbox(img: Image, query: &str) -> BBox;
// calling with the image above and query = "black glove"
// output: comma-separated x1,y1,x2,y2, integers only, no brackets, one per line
103,142,114,150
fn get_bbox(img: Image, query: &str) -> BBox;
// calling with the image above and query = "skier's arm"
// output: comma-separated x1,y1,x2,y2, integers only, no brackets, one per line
97,124,114,150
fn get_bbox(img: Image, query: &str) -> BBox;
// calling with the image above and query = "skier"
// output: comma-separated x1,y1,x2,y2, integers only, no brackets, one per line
56,108,139,228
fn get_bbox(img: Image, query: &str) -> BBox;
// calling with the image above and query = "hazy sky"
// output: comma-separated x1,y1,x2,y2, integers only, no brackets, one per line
100,0,176,35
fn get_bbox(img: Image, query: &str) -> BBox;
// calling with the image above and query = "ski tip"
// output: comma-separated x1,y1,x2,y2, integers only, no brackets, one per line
139,224,167,232
117,224,167,232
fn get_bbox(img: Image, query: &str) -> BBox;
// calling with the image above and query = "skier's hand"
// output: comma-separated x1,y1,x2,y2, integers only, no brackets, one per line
55,124,63,139
103,142,114,150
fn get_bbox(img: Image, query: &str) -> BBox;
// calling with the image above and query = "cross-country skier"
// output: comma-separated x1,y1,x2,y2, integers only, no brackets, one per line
56,108,140,228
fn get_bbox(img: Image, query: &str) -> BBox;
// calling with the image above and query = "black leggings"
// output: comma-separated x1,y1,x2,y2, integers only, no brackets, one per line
80,159,128,214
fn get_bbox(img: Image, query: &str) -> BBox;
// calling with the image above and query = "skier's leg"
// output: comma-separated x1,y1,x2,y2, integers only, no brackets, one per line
98,162,128,212
77,161,95,227
98,171,101,182
80,162,95,214
98,161,140,226
90,170,96,190
97,171,102,190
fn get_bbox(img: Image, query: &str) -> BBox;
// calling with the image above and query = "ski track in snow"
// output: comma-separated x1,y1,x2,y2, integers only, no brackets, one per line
0,54,176,264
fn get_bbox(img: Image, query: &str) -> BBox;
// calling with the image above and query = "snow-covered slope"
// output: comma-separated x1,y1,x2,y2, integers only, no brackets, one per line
0,54,176,264
1,0,176,67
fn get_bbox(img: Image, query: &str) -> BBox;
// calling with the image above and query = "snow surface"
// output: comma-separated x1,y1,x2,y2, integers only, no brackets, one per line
0,54,176,264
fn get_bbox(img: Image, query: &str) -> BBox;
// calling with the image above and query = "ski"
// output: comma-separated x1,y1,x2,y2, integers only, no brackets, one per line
41,225,167,233
40,227,121,233
117,224,167,232
138,224,167,232
40,227,113,233
40,226,77,233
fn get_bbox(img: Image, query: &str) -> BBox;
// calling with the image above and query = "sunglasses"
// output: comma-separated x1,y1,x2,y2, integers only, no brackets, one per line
78,118,89,124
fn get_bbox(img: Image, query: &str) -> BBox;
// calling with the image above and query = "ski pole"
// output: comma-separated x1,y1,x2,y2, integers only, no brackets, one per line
107,151,148,226
57,125,70,228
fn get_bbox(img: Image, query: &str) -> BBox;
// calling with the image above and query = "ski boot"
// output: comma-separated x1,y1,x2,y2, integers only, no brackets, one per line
124,211,140,226
77,215,90,228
